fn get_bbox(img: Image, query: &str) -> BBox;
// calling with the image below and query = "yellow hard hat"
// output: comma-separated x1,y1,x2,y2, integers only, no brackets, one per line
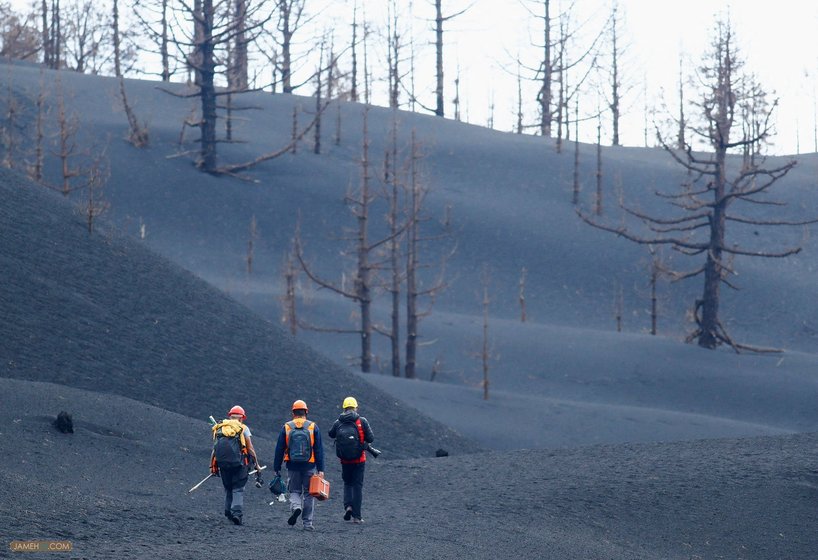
292,399,308,412
342,396,358,409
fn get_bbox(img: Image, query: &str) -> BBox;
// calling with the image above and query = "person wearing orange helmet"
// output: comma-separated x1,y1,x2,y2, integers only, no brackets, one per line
273,399,325,531
210,405,261,525
328,396,375,524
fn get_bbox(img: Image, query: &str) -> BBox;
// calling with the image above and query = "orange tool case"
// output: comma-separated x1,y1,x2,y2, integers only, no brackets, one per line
309,474,330,500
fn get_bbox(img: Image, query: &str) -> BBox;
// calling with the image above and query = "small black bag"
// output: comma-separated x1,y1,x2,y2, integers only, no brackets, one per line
269,474,287,496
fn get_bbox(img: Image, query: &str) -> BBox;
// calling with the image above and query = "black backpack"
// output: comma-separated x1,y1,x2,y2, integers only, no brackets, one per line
212,419,247,468
334,419,364,460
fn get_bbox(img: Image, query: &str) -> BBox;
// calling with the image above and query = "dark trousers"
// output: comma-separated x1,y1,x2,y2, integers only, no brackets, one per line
219,464,248,518
342,462,366,518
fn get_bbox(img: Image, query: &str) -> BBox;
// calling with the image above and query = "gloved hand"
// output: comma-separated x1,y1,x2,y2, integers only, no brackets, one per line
255,474,264,488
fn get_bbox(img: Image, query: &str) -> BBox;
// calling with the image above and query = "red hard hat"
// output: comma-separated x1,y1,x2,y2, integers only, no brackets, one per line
228,405,246,420
292,399,308,412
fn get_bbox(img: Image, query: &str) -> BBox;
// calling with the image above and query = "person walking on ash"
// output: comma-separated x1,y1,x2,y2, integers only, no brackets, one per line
328,396,375,524
210,405,262,525
273,399,325,531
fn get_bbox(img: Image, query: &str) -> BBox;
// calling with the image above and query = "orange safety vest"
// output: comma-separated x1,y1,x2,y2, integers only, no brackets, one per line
284,418,316,463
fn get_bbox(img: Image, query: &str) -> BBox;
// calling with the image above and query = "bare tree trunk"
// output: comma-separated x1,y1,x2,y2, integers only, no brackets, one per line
453,70,461,121
434,0,444,117
314,45,323,154
281,2,293,93
609,1,621,146
3,70,17,169
387,0,400,109
539,0,552,136
650,252,659,335
30,72,46,182
161,0,170,81
291,105,298,154
405,130,420,378
231,0,248,90
357,107,373,372
112,0,122,77
516,58,524,134
481,271,490,400
246,214,257,274
282,248,298,335
119,77,149,147
350,1,358,102
572,97,580,205
41,0,50,67
386,113,402,377
52,0,61,69
198,0,217,172
677,57,685,150
594,116,602,215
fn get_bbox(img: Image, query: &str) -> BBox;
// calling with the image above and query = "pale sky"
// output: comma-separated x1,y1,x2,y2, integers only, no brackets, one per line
427,0,818,154
9,0,818,154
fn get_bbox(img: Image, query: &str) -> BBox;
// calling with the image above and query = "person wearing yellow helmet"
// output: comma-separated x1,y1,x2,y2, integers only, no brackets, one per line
328,396,375,524
272,399,325,531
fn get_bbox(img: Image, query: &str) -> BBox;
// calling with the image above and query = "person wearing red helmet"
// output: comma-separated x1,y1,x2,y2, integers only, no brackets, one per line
210,405,261,525
273,399,325,531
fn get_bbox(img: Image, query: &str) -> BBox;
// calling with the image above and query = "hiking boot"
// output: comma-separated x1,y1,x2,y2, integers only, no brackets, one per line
303,524,315,531
231,515,243,526
287,508,302,526
352,517,364,524
224,510,233,520
343,506,353,521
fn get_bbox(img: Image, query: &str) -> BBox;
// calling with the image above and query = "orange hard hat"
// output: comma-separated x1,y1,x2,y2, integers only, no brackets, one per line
228,405,246,420
292,399,308,412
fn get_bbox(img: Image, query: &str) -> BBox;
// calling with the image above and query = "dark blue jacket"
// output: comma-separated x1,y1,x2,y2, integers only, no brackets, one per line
273,418,325,473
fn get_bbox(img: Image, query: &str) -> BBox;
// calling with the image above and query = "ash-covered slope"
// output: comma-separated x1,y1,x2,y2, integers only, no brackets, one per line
0,168,478,458
6,61,818,362
3,376,817,560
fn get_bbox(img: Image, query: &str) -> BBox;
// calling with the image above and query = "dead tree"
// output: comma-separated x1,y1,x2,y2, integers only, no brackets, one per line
227,0,248,90
27,71,47,182
432,0,470,118
40,0,61,69
296,108,383,373
163,0,270,173
571,97,580,204
119,77,149,147
380,111,405,377
613,280,623,332
269,0,318,94
133,0,173,81
518,0,603,140
404,129,451,379
350,0,359,102
594,114,602,215
79,150,109,234
246,214,257,274
53,86,81,195
579,19,817,352
0,5,40,61
281,245,299,335
480,266,490,400
63,0,110,74
112,0,122,76
603,0,633,146
2,68,20,169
